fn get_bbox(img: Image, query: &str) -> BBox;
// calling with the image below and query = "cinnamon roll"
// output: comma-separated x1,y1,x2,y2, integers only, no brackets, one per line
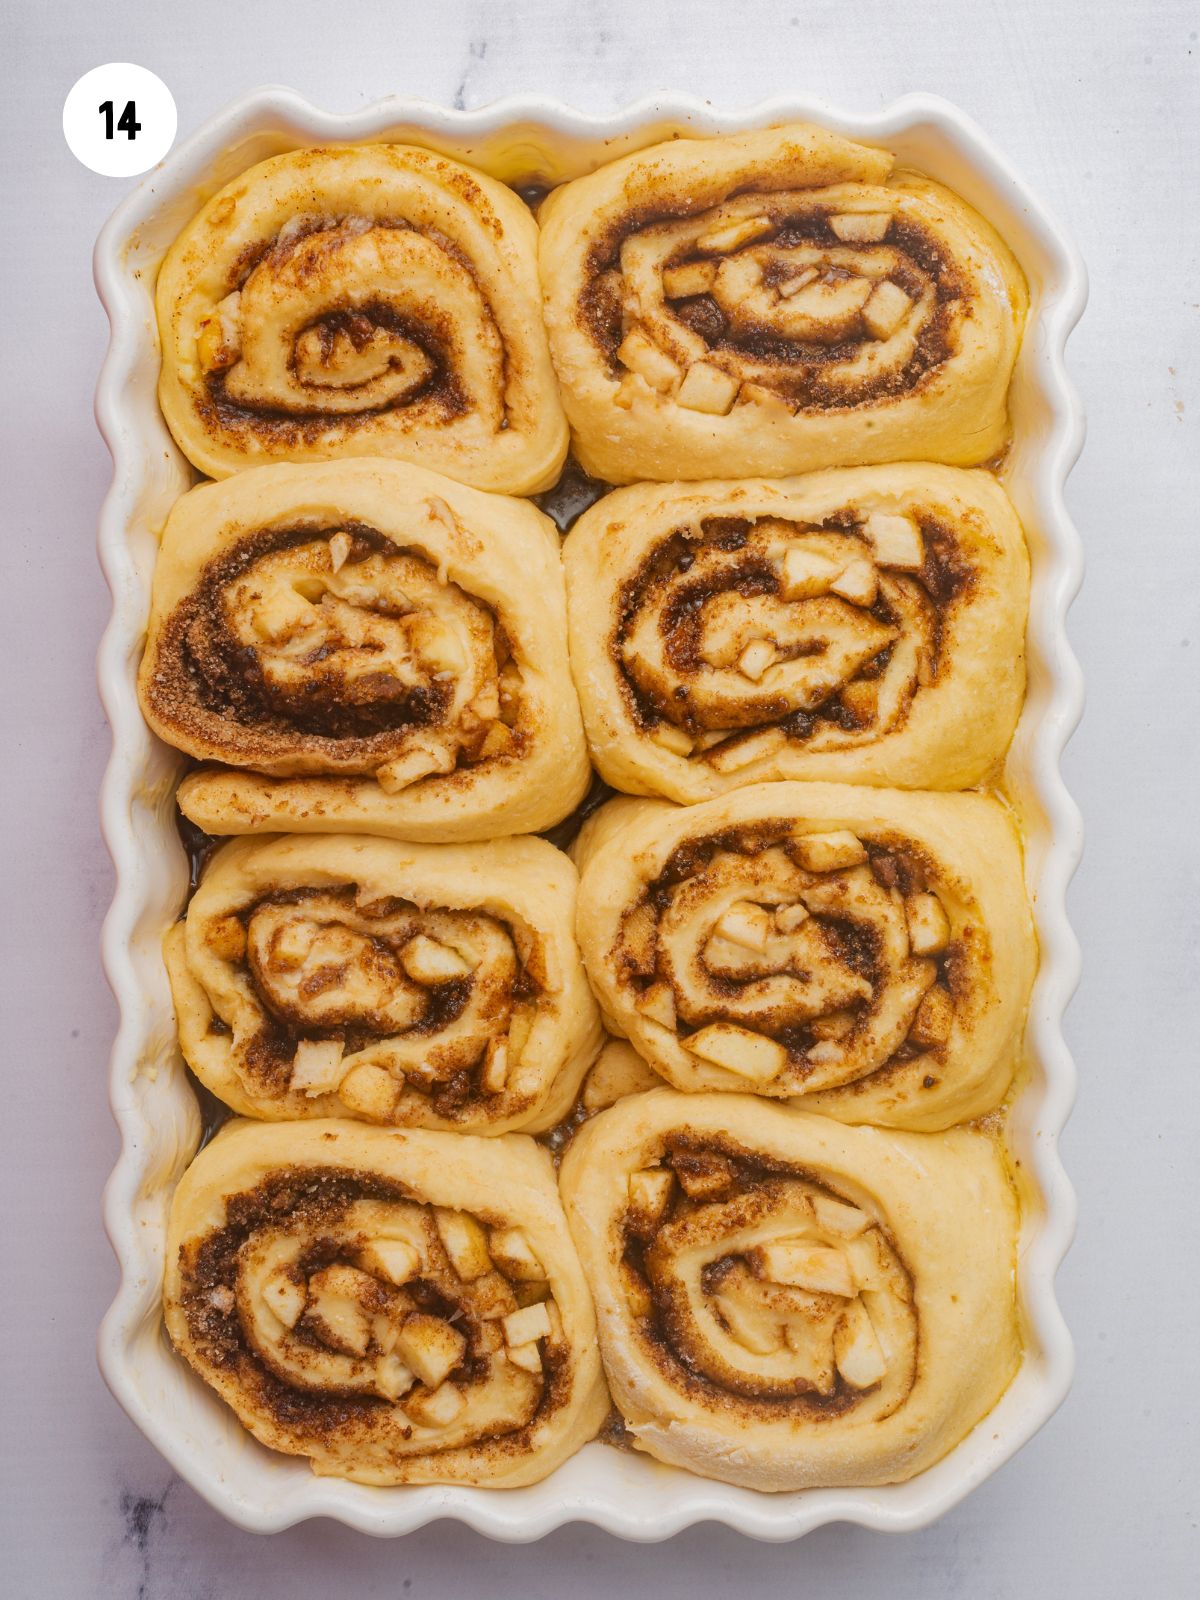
564,465,1028,799
539,124,1027,483
156,144,566,492
574,783,1034,1131
164,1119,608,1486
138,459,590,843
560,1090,1019,1490
165,833,602,1134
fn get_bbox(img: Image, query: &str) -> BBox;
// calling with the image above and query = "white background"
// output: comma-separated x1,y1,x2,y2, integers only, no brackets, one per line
1,1,1196,1595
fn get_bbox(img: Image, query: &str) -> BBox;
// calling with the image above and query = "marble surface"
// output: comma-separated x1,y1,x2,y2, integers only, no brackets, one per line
2,1,1197,1595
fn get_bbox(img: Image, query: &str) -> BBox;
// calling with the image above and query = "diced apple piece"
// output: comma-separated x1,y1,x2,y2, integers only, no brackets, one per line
844,1232,892,1293
707,727,786,773
864,509,925,570
478,720,514,760
289,1037,346,1096
839,679,880,724
488,1228,544,1283
376,743,455,794
435,1210,493,1282
337,1062,399,1120
737,639,777,681
395,1313,467,1388
375,1355,416,1402
401,935,473,985
372,1312,401,1354
470,1271,519,1321
777,266,819,298
794,831,867,873
909,983,954,1046
716,1293,783,1354
403,1381,465,1427
650,722,695,757
663,259,718,298
807,1039,846,1066
738,382,794,418
622,1263,654,1319
635,981,677,1031
206,912,247,963
628,1167,675,1218
830,557,879,606
861,279,912,339
695,214,774,253
808,1008,857,1041
506,1341,543,1374
779,546,841,599
502,1301,553,1348
812,1195,871,1237
327,530,352,574
359,1238,420,1287
305,1265,376,1356
262,1269,306,1330
475,1317,505,1354
672,1150,737,1200
775,902,811,934
905,892,950,955
753,1241,855,1297
676,361,740,415
834,1301,887,1388
715,900,772,952
478,1037,508,1094
829,212,891,243
685,1023,787,1081
617,330,680,393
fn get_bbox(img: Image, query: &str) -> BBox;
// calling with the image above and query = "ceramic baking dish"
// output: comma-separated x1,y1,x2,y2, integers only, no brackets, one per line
94,89,1086,1541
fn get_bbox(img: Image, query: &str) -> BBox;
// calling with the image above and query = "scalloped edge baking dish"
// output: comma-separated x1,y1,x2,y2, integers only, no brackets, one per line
94,88,1085,1541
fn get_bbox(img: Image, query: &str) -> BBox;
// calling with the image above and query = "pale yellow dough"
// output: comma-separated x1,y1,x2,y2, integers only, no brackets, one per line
564,464,1028,799
157,144,567,492
166,833,602,1134
164,1119,609,1487
539,124,1027,483
138,459,590,842
574,783,1035,1131
560,1090,1019,1490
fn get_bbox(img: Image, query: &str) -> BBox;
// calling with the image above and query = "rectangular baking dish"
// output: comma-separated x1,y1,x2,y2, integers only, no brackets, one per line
94,89,1086,1541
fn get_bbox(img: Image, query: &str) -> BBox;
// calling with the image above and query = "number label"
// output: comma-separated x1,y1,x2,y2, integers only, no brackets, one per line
99,99,142,141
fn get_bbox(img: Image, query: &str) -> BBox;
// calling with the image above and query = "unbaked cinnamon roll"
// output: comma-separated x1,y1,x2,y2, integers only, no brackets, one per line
560,1090,1019,1490
564,465,1028,799
539,124,1027,483
156,144,566,492
164,1119,608,1486
574,783,1034,1131
165,833,602,1134
138,459,590,843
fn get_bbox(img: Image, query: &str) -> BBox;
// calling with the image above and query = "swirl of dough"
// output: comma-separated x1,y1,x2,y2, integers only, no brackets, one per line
164,1120,609,1486
560,1090,1019,1490
138,459,590,843
573,783,1034,1131
156,144,567,492
564,465,1028,798
538,124,1027,483
165,833,602,1134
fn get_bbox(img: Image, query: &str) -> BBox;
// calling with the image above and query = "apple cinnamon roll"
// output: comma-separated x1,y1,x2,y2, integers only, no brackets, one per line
165,833,602,1134
156,144,566,492
560,1090,1019,1490
138,459,590,843
574,783,1034,1131
539,124,1027,484
164,1119,608,1486
564,465,1028,799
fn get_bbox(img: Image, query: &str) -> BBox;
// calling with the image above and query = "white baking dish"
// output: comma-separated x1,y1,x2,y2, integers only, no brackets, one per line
94,89,1085,1541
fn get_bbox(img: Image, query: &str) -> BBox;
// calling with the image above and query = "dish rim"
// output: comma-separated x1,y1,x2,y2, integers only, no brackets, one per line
93,86,1086,1542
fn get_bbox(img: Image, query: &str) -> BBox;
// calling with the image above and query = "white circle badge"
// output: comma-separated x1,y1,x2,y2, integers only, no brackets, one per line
63,63,177,177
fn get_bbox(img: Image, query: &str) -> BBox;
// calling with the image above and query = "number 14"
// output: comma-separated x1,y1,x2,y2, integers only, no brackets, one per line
99,100,141,140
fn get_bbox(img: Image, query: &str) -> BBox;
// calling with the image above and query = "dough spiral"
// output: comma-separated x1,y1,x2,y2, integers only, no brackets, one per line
165,833,602,1134
156,144,567,492
539,124,1027,483
560,1090,1019,1490
574,783,1034,1131
564,464,1028,798
138,459,590,843
164,1119,608,1487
